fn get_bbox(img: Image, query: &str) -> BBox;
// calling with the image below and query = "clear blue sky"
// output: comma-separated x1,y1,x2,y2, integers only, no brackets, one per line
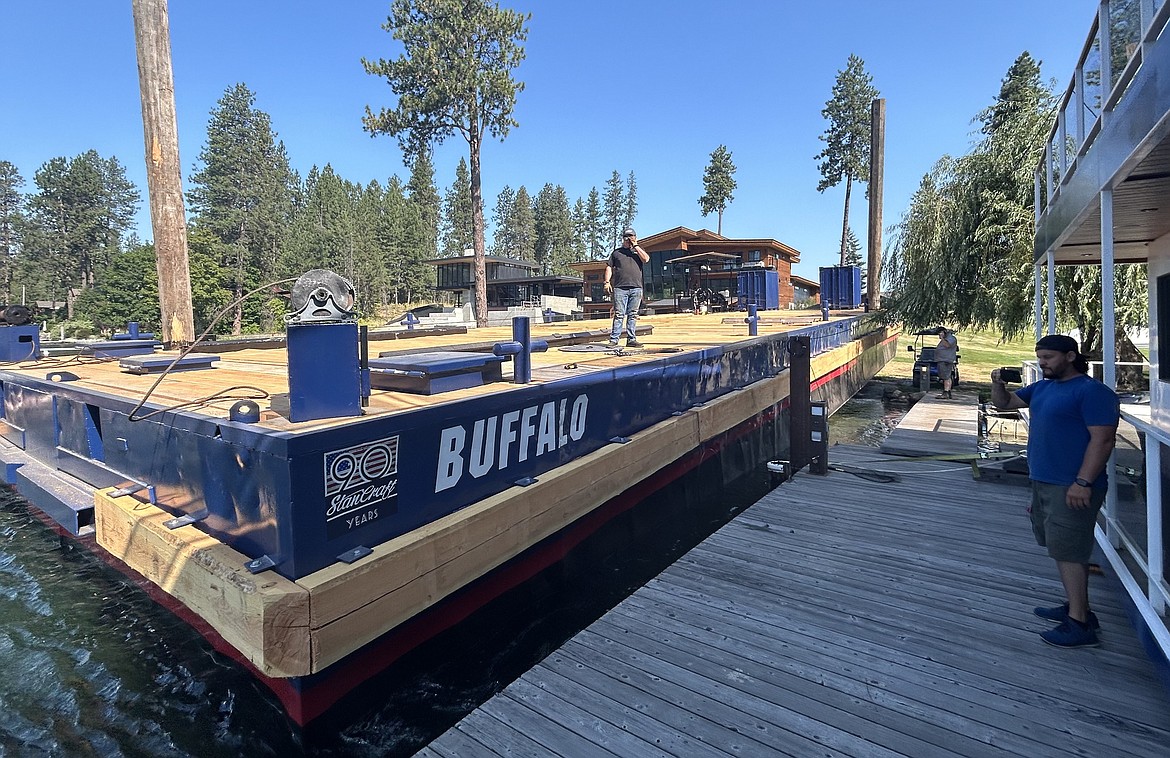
2,1,1097,278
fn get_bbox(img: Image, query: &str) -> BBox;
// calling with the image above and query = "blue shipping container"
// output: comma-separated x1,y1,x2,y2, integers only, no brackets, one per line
736,269,780,310
819,266,862,309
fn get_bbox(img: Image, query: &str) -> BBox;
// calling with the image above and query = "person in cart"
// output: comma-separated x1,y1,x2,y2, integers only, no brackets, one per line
934,327,958,399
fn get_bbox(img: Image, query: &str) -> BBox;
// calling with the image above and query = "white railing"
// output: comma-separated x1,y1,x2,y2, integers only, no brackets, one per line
1035,0,1170,215
1022,359,1149,385
1019,357,1169,656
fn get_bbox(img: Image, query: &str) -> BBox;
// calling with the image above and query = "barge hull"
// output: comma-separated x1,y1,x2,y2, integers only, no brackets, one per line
0,319,898,724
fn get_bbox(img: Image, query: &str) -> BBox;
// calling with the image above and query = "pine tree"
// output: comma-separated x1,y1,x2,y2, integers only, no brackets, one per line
490,185,516,257
0,161,25,300
815,55,879,266
188,83,295,334
570,197,587,263
843,226,865,289
440,157,474,257
405,150,440,262
74,244,160,331
601,170,624,251
24,151,140,318
533,183,572,275
511,186,536,261
698,145,737,235
623,171,638,235
363,0,530,326
585,187,604,259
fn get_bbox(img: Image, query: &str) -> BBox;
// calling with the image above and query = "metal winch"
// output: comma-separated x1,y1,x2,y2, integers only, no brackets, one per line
284,269,367,422
285,269,357,324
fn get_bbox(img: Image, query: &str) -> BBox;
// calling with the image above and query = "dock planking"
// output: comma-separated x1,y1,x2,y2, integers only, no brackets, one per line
421,442,1170,756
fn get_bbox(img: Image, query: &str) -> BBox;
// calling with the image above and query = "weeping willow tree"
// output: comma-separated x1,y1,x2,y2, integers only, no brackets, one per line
1056,264,1148,388
884,51,1147,368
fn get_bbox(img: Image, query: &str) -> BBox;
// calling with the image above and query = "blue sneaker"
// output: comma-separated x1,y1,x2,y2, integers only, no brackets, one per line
1040,617,1099,648
1034,603,1100,631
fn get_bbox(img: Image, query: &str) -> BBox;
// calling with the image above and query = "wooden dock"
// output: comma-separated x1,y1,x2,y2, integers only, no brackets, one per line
419,398,1170,756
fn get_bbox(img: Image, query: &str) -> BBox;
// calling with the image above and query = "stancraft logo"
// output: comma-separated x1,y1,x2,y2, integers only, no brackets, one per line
323,436,400,539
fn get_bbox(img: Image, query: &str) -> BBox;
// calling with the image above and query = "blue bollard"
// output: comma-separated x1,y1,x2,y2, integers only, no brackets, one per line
112,321,156,341
743,304,759,336
403,312,420,331
492,316,549,384
821,302,830,322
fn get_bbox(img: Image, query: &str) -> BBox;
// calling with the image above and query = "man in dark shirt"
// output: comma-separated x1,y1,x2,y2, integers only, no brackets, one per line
605,228,650,348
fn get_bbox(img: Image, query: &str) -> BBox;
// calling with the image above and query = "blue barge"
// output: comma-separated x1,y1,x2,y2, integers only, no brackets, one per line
0,312,897,723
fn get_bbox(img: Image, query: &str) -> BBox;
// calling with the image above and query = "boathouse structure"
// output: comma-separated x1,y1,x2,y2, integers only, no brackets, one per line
1033,0,1170,677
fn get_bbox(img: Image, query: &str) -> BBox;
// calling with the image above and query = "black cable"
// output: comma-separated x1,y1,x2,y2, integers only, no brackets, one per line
20,353,119,370
128,277,297,422
0,343,41,366
130,385,270,421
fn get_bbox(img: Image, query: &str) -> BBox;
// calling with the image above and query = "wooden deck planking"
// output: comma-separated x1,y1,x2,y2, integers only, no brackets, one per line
15,312,844,427
879,391,985,457
424,443,1170,757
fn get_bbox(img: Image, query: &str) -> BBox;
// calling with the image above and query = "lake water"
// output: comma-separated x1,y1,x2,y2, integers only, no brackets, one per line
0,383,907,756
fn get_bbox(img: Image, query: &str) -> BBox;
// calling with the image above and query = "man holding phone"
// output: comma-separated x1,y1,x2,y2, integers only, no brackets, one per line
991,335,1119,648
605,228,650,348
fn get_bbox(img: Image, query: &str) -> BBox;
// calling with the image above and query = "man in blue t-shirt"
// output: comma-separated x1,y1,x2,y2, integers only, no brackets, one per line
991,334,1119,649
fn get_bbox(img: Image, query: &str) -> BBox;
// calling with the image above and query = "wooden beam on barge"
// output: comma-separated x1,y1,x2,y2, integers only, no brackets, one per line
94,488,311,676
89,328,892,680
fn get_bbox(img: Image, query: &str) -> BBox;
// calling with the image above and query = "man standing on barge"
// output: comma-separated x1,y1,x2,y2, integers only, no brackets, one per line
990,334,1119,648
605,228,650,348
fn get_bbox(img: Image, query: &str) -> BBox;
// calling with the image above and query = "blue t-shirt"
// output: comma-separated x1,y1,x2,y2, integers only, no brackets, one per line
1015,374,1119,487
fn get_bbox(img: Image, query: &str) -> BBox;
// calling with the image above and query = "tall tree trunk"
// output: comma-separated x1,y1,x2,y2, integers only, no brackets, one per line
717,208,723,236
469,124,487,328
839,175,853,267
131,0,195,346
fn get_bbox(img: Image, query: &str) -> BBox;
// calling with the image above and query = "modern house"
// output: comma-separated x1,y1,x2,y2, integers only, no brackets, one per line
570,227,804,315
792,273,821,306
1033,0,1169,674
427,253,582,309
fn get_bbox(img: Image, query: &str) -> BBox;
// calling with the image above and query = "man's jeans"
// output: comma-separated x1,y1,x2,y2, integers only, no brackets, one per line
610,287,643,341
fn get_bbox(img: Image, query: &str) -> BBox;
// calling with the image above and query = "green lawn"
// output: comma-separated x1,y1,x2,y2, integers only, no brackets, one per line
879,327,1039,398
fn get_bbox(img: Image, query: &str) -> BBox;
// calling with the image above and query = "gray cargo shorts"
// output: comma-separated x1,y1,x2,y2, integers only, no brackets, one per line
1029,481,1104,563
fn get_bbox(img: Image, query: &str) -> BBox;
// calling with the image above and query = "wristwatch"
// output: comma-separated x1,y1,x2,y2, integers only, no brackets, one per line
1074,477,1092,487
